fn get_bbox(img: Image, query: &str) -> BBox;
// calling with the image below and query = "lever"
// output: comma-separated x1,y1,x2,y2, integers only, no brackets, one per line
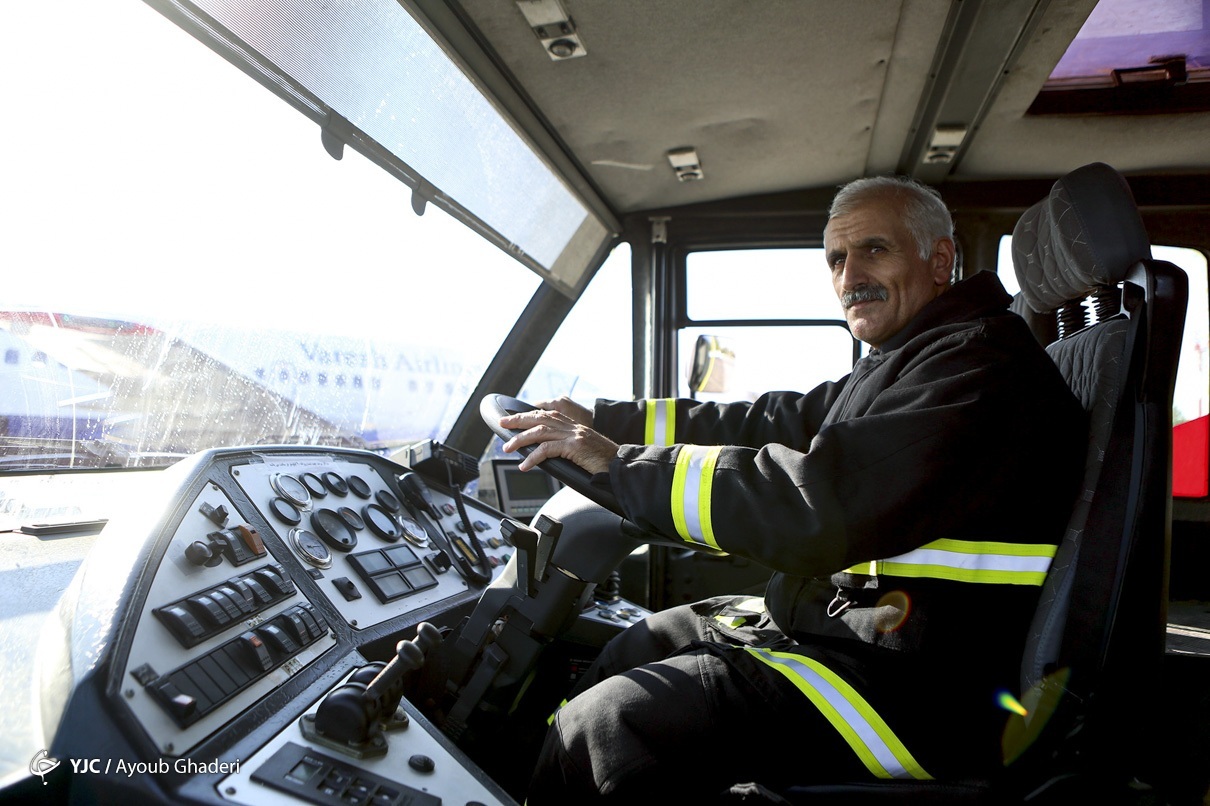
399,470,492,587
304,622,443,757
398,471,441,520
499,515,563,597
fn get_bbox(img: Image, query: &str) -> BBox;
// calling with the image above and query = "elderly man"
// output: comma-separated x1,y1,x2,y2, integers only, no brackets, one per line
502,176,1087,802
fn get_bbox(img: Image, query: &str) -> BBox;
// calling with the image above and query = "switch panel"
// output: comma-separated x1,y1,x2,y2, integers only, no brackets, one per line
142,603,328,728
153,562,297,648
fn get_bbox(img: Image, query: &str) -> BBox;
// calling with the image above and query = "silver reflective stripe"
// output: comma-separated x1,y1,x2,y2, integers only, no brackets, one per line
879,539,1056,585
644,398,676,446
671,445,722,550
746,648,931,781
847,539,1057,585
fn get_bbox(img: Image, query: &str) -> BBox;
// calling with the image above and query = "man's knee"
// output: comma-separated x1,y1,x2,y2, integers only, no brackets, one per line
533,652,724,799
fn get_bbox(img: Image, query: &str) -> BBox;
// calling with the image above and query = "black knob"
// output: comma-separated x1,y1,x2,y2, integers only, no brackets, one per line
184,540,216,566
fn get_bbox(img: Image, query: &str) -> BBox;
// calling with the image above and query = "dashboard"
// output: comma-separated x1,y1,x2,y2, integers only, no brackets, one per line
3,445,649,805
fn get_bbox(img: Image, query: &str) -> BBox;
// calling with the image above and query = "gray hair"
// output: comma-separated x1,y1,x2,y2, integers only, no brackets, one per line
828,176,954,261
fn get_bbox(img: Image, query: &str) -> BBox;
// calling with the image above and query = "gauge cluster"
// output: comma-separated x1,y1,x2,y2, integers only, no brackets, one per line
230,452,513,630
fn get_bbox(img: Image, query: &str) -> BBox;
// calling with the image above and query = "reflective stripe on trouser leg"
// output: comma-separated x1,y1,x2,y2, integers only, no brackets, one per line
671,445,722,551
643,398,676,446
746,647,932,780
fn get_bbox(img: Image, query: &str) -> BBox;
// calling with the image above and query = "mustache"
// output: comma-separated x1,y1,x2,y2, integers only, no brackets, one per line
842,284,889,309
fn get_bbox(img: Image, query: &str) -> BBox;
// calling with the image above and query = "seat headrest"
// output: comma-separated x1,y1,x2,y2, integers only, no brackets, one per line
1011,162,1152,314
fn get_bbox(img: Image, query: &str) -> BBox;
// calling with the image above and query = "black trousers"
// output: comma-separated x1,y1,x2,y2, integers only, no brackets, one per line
525,596,1012,804
527,597,857,803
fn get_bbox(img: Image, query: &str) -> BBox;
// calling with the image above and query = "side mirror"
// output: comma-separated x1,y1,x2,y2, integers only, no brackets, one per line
687,335,735,396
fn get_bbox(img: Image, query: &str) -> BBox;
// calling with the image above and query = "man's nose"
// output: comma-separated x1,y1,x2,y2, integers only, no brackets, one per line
839,256,870,290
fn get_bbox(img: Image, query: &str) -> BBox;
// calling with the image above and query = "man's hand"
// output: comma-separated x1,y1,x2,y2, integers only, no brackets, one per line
500,407,618,475
528,396,593,427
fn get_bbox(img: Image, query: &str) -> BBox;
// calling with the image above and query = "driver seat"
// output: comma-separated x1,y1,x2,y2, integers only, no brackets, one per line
779,162,1187,803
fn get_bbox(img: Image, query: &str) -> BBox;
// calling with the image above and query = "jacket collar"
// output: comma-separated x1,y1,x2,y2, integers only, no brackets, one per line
872,271,1012,355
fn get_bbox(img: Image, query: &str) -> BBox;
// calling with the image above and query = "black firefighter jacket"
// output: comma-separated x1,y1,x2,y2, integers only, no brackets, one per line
591,271,1086,685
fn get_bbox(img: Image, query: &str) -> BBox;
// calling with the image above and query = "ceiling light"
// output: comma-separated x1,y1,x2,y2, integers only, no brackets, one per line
923,125,967,164
666,147,704,181
516,0,587,61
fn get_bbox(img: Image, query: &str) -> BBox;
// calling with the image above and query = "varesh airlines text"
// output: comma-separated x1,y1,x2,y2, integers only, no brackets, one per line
69,758,241,776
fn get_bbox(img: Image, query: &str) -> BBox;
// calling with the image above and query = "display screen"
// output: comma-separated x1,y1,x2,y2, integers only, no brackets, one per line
502,467,557,500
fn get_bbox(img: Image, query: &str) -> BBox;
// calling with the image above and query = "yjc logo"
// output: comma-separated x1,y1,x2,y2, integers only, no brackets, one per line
29,749,60,785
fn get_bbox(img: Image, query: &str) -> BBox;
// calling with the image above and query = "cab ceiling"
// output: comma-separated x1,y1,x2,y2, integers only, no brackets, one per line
443,0,1210,215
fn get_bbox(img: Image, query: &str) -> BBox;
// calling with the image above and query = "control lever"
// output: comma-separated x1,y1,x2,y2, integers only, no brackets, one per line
499,515,562,597
302,622,442,759
398,470,491,587
398,471,441,520
435,514,575,741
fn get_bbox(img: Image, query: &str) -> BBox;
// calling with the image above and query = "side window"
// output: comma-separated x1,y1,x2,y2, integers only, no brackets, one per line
998,236,1210,498
522,243,633,408
680,249,857,402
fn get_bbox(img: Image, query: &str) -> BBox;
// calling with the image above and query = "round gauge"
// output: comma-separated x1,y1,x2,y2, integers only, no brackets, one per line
270,496,302,526
300,472,327,498
363,503,403,542
347,475,372,499
397,515,429,548
338,506,365,531
290,528,333,569
311,508,358,552
376,489,403,514
322,471,349,497
270,473,312,510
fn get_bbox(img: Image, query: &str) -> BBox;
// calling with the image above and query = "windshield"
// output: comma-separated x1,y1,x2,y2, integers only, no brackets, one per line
0,1,592,471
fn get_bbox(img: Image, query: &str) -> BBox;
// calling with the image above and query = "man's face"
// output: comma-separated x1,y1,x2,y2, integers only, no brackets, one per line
823,195,954,349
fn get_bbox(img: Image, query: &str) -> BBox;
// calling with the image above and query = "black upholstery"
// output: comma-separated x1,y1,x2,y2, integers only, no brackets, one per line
1003,163,1187,797
782,163,1187,804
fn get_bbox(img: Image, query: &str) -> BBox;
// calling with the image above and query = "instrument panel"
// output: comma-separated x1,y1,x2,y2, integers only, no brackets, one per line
42,445,519,805
229,452,513,631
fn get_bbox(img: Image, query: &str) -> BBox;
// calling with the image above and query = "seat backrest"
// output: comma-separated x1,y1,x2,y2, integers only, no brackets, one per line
1006,162,1188,789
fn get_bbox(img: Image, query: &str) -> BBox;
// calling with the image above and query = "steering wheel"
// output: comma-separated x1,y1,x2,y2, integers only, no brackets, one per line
480,394,624,517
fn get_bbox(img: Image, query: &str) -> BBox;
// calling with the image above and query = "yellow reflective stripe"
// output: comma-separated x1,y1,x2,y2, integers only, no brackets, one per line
643,398,677,446
713,596,765,627
715,615,748,628
547,698,569,725
880,539,1056,585
747,648,931,781
670,445,723,550
845,560,879,575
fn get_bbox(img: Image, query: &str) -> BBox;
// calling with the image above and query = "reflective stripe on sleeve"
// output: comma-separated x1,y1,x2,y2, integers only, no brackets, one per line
643,398,677,446
845,539,1056,585
671,445,723,550
746,648,932,781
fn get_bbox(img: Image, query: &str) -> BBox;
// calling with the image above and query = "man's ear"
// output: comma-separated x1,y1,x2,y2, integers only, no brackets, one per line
930,237,956,286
